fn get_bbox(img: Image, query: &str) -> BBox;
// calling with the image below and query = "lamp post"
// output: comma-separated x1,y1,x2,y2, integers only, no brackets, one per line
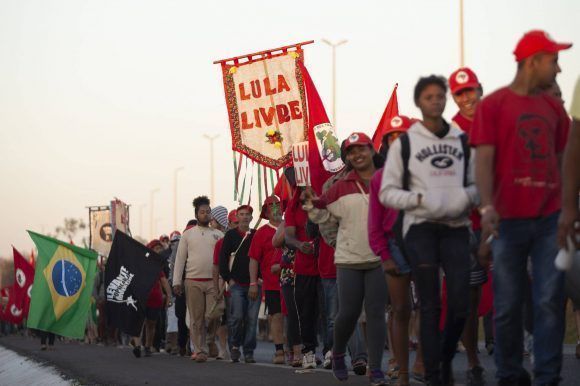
203,134,220,202
149,188,160,240
173,167,184,231
459,0,465,66
139,204,147,238
321,39,348,128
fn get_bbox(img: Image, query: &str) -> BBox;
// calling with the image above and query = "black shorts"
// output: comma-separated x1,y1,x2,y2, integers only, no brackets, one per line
145,307,161,321
265,290,282,315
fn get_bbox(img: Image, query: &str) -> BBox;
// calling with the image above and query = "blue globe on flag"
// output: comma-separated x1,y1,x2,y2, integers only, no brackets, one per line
51,260,83,297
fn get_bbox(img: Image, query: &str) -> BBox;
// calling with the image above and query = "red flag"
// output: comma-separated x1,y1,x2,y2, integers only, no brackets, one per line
371,84,399,151
13,247,34,318
0,286,24,324
298,61,344,194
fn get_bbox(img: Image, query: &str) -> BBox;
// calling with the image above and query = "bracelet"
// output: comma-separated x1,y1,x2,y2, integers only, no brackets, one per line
479,204,495,216
249,282,257,286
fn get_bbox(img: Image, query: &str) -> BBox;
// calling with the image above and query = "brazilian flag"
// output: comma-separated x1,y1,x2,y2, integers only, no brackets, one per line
26,231,98,339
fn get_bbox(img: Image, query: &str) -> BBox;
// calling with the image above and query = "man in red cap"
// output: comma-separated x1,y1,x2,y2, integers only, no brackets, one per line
219,204,259,363
449,67,487,386
248,196,285,364
471,30,572,385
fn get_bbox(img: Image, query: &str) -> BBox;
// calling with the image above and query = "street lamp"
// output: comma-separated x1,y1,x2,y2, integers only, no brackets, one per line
173,167,184,231
203,134,220,203
321,38,348,128
149,188,160,240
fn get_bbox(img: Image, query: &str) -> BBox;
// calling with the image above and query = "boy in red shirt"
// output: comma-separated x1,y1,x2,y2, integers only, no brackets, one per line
471,30,571,385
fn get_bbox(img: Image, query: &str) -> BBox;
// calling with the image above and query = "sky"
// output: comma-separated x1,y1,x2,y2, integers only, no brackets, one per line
0,0,579,258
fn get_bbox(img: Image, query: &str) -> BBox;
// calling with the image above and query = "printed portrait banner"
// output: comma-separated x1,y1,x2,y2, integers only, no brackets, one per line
111,199,131,236
89,208,113,257
291,142,310,187
220,49,309,169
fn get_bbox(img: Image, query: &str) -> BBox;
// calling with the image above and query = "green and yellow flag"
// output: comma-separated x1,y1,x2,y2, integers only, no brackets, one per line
26,231,98,338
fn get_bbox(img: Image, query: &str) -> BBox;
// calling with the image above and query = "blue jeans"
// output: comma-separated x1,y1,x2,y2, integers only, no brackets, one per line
227,284,261,356
492,212,565,385
321,278,367,361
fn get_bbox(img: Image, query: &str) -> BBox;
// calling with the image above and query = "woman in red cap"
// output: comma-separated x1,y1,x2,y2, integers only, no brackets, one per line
304,131,388,386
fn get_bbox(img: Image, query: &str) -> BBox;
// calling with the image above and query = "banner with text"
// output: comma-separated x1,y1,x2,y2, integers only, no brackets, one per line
292,142,310,187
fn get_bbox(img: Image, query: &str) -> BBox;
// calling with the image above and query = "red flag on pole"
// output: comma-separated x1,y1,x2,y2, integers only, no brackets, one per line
0,286,24,324
13,247,35,318
297,61,344,194
372,84,399,151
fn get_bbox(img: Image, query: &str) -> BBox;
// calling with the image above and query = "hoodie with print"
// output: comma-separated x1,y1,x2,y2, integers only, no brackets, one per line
379,121,478,236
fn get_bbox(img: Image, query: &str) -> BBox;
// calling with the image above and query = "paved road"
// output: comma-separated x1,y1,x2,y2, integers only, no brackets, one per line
0,335,579,385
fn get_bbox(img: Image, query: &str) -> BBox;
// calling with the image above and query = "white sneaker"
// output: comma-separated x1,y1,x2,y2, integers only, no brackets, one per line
302,351,316,369
323,351,332,369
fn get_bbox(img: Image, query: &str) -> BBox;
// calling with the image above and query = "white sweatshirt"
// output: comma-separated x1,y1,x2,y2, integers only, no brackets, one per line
379,121,479,236
172,225,223,285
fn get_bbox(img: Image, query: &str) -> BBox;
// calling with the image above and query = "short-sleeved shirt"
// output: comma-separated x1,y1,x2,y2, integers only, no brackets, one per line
284,194,319,276
470,87,569,219
452,112,481,230
248,223,281,291
146,271,165,308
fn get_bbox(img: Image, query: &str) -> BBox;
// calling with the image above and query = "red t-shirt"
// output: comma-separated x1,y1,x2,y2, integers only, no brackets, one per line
213,238,224,266
146,271,165,308
248,223,281,291
284,194,318,276
470,87,569,219
453,112,481,230
318,238,336,279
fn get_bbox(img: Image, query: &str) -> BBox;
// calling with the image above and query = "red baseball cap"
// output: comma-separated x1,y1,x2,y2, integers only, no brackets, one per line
344,132,373,151
513,30,572,62
228,210,238,223
236,204,253,214
146,239,162,250
449,67,480,95
260,195,281,219
383,115,415,136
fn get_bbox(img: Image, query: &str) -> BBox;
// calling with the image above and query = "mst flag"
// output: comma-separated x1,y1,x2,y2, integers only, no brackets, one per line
105,231,164,336
0,286,24,324
27,231,98,338
13,247,34,318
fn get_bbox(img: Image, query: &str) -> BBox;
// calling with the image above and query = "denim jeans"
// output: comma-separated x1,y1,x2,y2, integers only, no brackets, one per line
404,222,470,383
321,278,368,361
227,283,261,356
492,212,565,385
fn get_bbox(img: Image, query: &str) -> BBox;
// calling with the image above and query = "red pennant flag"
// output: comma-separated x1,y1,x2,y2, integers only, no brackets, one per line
13,247,35,318
371,84,399,151
297,61,344,194
0,286,24,324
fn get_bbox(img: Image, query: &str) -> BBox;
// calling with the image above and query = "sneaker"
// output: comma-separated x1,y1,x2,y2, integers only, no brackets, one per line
144,347,152,357
208,342,219,358
323,351,332,369
40,345,47,351
273,350,285,365
196,352,208,363
216,350,225,360
244,354,256,364
302,351,316,369
132,346,141,358
485,342,494,356
332,352,348,381
353,359,368,376
369,369,388,386
466,365,484,386
441,361,454,386
231,347,241,363
291,354,303,367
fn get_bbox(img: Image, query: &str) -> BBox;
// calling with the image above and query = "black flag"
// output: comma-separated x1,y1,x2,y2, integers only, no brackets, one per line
105,231,164,336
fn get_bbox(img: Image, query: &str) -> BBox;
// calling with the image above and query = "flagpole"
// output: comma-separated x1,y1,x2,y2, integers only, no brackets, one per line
322,39,348,128
459,0,465,66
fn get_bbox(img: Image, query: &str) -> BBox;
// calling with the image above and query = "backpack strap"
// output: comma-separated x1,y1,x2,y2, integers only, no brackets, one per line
399,133,411,191
459,133,470,187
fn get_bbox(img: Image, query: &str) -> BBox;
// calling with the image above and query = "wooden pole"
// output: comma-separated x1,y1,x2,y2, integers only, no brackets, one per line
213,40,314,64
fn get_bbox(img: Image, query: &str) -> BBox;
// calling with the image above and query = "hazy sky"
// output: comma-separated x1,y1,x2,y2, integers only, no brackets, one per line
0,0,578,258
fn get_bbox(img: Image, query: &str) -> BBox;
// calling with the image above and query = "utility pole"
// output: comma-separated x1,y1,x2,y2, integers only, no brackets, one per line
322,39,348,128
149,188,159,240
